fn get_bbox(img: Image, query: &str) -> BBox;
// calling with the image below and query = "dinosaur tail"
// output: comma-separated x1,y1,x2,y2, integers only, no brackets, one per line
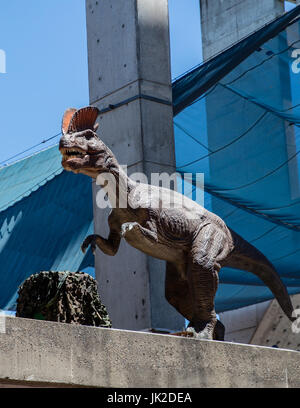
225,228,295,321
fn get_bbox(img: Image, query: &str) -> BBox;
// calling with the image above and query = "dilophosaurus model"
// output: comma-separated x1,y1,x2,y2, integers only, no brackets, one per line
59,106,295,340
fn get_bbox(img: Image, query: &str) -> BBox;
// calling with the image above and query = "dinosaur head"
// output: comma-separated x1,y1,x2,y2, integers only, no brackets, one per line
59,107,117,178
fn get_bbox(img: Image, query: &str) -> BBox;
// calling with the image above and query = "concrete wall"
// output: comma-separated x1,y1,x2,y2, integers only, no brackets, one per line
251,294,300,351
1,317,300,388
219,301,270,344
86,0,184,331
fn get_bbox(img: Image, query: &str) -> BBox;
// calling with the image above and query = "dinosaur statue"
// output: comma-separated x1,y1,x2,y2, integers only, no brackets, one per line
59,106,295,340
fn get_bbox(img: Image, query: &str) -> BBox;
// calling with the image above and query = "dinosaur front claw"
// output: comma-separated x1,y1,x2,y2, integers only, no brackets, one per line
121,222,139,237
81,234,97,254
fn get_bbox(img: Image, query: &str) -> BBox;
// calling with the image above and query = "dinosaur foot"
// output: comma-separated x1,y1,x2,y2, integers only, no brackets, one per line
186,320,217,340
186,319,225,341
214,320,225,341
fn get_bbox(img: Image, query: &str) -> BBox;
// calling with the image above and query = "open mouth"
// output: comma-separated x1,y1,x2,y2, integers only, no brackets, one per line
60,147,87,162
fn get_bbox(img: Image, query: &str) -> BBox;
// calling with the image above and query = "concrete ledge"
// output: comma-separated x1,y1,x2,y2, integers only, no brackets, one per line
0,317,300,388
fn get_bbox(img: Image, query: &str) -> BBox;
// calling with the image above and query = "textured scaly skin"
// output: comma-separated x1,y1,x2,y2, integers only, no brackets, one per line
59,125,295,340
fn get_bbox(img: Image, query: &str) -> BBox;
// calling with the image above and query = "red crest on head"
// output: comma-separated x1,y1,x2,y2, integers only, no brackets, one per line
61,106,99,135
61,108,77,135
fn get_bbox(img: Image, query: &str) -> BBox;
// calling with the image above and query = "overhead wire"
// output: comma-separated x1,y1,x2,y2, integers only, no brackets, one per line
224,38,300,86
5,29,296,172
175,34,300,114
176,111,269,169
0,132,61,169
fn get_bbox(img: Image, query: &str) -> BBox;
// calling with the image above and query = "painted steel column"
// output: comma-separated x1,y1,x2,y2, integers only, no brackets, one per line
85,0,185,330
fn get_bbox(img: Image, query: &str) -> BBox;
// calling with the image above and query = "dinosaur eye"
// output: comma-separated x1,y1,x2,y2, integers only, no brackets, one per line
84,130,95,139
75,130,94,139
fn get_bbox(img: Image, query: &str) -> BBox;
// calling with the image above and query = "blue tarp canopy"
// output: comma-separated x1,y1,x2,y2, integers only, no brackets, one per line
173,5,300,312
0,146,94,310
2,5,300,313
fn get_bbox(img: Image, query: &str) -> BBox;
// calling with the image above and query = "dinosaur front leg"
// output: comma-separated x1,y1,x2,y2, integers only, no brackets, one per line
121,222,158,246
81,231,121,256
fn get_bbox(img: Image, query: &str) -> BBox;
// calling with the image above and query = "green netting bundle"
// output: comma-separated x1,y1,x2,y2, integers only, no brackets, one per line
16,271,111,328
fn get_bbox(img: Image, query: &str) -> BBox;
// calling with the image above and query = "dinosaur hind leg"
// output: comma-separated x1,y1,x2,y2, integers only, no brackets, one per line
186,263,219,340
165,261,193,323
213,320,225,341
186,225,228,340
165,261,225,340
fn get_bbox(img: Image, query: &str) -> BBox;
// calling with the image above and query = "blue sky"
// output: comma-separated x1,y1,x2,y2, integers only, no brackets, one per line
0,0,89,165
0,1,294,166
0,0,202,167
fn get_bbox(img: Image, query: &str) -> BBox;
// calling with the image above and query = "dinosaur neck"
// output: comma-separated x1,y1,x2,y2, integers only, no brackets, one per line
96,162,135,209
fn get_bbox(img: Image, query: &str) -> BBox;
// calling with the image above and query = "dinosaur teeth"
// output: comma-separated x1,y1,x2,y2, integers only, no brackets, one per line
65,149,85,157
61,147,87,163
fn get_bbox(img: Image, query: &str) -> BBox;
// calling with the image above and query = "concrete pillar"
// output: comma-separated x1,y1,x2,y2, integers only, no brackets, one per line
200,0,284,61
199,0,288,337
85,0,185,331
